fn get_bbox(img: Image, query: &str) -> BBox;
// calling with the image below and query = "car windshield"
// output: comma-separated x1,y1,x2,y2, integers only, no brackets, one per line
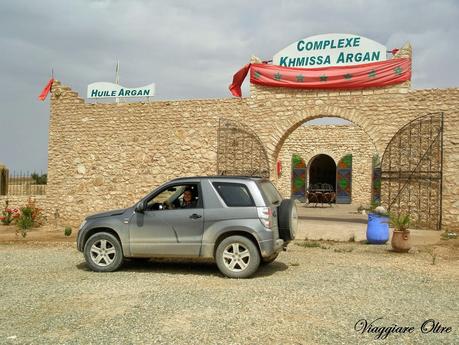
258,181,282,205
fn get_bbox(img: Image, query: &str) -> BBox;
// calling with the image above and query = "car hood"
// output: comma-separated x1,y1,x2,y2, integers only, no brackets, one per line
86,208,129,220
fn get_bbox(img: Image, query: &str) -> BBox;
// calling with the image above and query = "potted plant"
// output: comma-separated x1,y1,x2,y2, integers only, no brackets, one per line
389,212,411,252
366,203,389,244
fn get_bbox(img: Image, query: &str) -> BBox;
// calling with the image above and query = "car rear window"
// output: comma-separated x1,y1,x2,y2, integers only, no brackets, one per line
212,182,255,207
258,181,282,205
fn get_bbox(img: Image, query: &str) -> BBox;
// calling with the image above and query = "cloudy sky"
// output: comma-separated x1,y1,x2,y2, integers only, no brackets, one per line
0,0,458,172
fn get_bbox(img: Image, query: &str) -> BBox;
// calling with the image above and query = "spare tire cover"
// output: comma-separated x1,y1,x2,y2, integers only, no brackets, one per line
278,199,297,242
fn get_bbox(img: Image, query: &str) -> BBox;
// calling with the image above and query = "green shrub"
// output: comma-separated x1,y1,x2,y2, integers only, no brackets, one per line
31,173,47,185
1,200,20,225
64,226,72,237
389,212,411,232
14,198,45,237
16,207,34,233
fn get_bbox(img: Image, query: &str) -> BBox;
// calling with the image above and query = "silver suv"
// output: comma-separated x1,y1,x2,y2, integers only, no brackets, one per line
77,176,297,278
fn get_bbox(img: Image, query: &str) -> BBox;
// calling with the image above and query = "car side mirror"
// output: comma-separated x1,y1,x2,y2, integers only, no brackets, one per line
135,201,145,213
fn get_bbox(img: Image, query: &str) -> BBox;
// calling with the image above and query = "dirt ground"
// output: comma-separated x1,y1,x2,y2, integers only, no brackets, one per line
1,239,458,344
0,224,77,243
1,220,458,344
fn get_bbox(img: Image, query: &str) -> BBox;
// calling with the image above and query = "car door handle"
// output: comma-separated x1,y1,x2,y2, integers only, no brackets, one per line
189,214,202,219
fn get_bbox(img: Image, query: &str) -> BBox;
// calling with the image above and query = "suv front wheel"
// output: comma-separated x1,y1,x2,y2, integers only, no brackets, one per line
215,235,260,278
84,232,124,272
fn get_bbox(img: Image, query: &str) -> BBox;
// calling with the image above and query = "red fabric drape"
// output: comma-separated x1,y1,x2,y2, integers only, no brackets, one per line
38,78,54,101
229,58,411,97
228,64,251,97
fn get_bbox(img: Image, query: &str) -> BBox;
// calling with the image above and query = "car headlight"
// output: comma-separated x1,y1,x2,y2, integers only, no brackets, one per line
79,220,87,230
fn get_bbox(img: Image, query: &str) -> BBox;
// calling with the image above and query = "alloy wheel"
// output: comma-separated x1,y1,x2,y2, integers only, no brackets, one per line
90,239,117,267
222,242,251,272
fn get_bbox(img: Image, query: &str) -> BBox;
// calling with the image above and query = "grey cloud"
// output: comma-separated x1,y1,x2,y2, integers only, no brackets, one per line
0,0,458,171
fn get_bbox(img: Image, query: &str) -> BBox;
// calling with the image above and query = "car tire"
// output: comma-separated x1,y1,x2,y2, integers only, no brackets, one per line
215,235,260,278
261,253,279,265
278,199,298,242
84,232,124,272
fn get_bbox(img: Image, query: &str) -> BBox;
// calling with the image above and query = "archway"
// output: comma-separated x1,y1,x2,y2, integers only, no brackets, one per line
275,115,379,205
270,107,380,178
308,154,336,189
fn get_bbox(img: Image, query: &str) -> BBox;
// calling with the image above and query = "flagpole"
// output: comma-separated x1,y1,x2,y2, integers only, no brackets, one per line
115,60,120,103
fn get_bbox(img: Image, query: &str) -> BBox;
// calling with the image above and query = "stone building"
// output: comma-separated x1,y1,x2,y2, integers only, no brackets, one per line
18,43,456,231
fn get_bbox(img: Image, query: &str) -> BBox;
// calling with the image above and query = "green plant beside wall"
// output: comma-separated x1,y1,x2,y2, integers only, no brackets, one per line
31,173,47,185
16,207,34,237
389,212,411,232
0,200,20,225
14,197,45,237
389,212,412,253
64,226,72,237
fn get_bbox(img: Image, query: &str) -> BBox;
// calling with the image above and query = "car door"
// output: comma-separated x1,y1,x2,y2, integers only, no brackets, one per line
158,207,204,255
129,210,178,257
128,182,204,257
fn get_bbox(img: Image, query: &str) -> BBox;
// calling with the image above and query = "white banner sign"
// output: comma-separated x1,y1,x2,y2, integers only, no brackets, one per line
273,33,387,69
87,82,155,99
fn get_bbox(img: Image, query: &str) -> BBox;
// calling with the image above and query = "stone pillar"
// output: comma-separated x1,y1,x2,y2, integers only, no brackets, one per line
393,42,412,89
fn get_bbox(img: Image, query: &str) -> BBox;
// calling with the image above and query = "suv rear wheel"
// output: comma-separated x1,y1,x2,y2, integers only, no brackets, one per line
215,235,260,278
84,232,124,272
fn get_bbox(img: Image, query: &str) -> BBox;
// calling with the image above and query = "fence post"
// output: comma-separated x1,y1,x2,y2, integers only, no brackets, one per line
0,165,8,195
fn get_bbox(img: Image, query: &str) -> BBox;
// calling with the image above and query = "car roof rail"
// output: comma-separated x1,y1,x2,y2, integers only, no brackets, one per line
169,175,265,182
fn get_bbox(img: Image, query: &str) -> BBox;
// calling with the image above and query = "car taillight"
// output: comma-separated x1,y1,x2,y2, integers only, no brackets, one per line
257,206,272,229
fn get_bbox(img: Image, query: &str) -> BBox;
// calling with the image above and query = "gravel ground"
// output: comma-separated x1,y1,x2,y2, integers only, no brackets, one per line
0,242,457,345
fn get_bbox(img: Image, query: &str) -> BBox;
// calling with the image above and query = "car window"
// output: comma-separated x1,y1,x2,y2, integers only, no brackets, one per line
146,184,200,210
154,186,184,204
258,180,282,205
212,182,255,207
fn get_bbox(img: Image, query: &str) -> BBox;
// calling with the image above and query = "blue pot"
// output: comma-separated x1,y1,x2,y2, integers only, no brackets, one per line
366,213,389,244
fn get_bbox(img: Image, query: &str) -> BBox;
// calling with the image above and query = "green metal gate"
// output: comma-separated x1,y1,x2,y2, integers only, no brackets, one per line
336,154,352,204
291,154,306,201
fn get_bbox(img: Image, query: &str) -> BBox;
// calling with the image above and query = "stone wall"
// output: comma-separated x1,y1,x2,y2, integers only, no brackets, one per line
47,83,249,225
245,85,459,230
46,52,459,230
0,196,47,213
276,125,377,205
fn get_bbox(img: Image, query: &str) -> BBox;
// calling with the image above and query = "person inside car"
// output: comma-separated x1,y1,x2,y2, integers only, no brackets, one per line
181,189,197,208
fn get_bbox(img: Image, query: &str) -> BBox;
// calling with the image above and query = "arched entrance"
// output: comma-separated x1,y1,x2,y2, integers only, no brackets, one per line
308,154,336,189
276,114,376,205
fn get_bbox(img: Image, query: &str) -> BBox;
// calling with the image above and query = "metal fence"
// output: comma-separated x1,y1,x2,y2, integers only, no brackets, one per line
217,118,270,178
0,170,47,196
381,112,443,230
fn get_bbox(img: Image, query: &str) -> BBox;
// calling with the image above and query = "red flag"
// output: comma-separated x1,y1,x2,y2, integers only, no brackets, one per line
229,58,411,96
249,58,411,90
38,78,54,101
228,64,251,97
